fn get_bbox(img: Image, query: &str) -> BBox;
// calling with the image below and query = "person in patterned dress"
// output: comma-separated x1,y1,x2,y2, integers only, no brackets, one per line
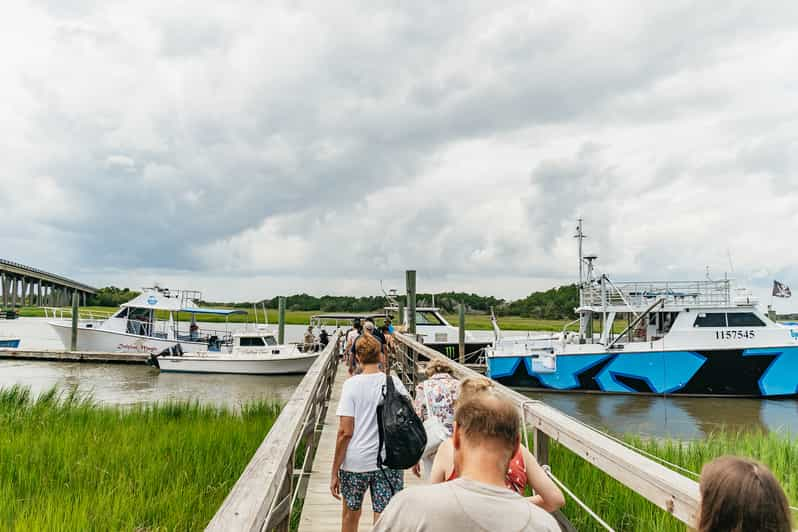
412,359,459,479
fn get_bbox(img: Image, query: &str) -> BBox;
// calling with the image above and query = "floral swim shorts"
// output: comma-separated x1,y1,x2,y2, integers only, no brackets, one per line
338,468,403,513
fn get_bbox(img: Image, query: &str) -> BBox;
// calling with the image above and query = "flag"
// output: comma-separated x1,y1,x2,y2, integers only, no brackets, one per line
773,280,792,298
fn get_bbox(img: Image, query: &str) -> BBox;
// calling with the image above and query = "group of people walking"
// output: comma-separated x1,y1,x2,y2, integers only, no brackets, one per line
330,318,793,532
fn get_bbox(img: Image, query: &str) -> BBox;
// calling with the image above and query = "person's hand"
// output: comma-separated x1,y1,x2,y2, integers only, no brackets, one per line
330,474,341,500
412,463,421,478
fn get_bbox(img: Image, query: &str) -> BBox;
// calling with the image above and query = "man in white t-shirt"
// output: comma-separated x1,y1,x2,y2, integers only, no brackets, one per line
331,332,409,532
373,392,560,532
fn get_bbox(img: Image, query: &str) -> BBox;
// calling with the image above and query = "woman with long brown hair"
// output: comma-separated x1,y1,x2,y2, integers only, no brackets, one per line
698,456,792,532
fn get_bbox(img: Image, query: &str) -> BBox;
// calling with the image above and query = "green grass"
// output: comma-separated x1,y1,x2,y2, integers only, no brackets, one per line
18,305,628,332
0,385,281,531
550,431,798,531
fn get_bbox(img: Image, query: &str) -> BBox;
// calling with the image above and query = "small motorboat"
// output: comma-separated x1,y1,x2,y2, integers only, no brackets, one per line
153,329,321,375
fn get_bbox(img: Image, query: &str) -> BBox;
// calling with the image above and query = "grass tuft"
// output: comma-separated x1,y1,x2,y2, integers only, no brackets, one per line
0,386,281,530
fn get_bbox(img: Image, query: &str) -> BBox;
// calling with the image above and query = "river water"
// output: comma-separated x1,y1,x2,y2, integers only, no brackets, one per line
2,319,797,439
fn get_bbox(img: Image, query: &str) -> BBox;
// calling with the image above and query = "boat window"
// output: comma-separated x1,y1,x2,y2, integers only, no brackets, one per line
693,313,727,327
416,311,444,326
727,313,766,327
114,307,129,318
264,336,277,346
240,337,266,347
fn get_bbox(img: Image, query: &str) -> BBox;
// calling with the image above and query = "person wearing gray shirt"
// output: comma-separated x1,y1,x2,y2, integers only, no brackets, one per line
374,393,559,532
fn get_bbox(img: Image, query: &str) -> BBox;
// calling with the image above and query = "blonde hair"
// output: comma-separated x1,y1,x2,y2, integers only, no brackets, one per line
425,359,454,378
354,333,381,365
457,377,494,405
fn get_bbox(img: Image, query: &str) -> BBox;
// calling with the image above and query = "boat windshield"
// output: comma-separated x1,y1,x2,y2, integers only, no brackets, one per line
416,311,444,325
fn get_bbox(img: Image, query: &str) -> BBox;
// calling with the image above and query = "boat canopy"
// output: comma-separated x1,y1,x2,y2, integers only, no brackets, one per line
311,312,387,320
180,308,248,316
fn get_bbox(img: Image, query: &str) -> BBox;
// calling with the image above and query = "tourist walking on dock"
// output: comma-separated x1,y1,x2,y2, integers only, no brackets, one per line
344,319,362,375
330,333,409,532
412,360,458,479
374,390,560,531
697,456,792,532
428,378,564,513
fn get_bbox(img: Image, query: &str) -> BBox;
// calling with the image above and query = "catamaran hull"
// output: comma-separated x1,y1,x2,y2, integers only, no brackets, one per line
488,346,798,397
156,354,318,375
48,322,210,354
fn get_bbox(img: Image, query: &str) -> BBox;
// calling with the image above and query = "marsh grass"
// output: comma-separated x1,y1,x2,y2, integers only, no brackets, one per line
550,430,798,531
0,385,281,531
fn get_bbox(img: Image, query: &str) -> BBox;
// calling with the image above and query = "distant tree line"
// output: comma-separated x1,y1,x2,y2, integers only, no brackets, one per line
95,283,579,320
201,285,579,320
87,287,140,307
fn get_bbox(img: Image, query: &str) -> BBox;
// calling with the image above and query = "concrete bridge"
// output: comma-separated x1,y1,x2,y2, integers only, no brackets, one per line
0,258,96,309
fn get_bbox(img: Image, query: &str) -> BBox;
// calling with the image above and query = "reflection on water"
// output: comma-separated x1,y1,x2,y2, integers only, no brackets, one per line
0,359,301,406
527,390,798,440
5,319,798,435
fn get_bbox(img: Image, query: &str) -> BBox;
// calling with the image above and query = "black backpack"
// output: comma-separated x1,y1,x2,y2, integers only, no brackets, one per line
376,372,427,492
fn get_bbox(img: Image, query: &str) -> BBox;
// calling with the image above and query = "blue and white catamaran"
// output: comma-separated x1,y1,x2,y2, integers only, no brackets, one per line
486,221,798,397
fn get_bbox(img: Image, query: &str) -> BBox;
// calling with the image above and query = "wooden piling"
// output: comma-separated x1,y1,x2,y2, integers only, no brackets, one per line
406,270,416,335
458,302,465,364
278,296,286,344
70,291,79,351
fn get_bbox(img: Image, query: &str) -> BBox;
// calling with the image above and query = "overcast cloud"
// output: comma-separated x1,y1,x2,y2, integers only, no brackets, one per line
3,1,798,309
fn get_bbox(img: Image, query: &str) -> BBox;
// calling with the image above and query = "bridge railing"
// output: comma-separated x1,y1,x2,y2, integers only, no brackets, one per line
206,332,341,532
392,332,700,529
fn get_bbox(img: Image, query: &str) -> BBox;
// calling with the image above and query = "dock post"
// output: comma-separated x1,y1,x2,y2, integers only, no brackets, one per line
278,296,286,344
406,270,416,335
70,291,79,351
534,427,550,466
458,302,465,364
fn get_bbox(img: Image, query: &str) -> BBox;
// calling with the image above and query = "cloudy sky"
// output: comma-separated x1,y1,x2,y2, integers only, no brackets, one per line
3,1,798,309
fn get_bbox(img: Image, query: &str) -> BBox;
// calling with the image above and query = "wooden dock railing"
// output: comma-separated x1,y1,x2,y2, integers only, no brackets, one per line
206,333,341,532
393,332,701,529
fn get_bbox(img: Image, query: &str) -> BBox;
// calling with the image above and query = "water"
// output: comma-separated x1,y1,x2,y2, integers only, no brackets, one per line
2,320,798,438
0,318,311,406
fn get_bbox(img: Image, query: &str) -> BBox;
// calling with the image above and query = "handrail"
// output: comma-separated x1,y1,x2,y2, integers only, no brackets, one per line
206,332,341,532
392,332,700,528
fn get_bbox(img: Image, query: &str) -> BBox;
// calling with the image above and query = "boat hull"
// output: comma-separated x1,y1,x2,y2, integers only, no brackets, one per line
157,354,318,375
48,322,210,354
488,346,798,397
424,341,492,360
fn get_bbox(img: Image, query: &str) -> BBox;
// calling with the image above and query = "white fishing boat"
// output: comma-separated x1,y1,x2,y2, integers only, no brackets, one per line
47,287,246,354
486,220,798,397
154,330,320,374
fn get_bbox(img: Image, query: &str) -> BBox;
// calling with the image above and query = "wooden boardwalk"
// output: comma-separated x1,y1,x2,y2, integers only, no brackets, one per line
298,364,423,532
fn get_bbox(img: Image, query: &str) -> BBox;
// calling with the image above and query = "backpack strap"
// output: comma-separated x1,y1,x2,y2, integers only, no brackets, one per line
376,380,396,495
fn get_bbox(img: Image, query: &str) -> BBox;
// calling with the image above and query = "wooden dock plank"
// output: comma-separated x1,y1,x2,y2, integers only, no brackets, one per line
0,348,150,364
298,364,423,532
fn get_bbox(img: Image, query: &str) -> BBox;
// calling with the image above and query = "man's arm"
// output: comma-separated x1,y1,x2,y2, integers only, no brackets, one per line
330,416,354,499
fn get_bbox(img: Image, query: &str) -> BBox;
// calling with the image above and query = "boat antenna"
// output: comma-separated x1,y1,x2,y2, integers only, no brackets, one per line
726,248,735,274
574,218,587,305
